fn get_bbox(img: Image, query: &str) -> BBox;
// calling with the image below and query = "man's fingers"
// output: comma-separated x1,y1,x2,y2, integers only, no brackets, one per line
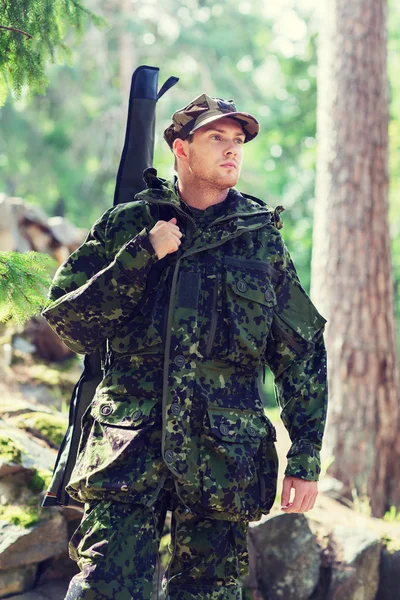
280,477,292,508
298,494,312,513
302,497,315,512
299,493,316,513
282,490,316,513
166,221,183,236
286,491,305,513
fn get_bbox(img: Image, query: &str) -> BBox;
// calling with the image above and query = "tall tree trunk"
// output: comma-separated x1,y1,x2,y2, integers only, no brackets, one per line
313,0,400,517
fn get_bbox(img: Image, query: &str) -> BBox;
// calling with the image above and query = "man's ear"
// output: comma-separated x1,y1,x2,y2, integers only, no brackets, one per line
173,138,188,164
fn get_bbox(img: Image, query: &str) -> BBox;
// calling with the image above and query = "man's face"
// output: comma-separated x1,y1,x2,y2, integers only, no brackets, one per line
182,117,245,189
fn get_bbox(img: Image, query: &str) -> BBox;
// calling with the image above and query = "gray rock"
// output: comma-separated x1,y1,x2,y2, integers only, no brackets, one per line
0,564,37,598
376,547,400,600
16,384,61,411
0,463,30,481
3,578,69,599
47,217,84,249
317,476,345,499
0,400,53,419
0,513,68,570
248,513,321,600
11,338,37,356
327,526,381,600
0,420,57,475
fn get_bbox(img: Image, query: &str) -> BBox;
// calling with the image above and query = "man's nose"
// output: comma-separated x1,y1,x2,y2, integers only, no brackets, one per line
224,141,237,155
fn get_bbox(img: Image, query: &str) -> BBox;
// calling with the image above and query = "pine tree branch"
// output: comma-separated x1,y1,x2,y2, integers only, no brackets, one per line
0,25,33,39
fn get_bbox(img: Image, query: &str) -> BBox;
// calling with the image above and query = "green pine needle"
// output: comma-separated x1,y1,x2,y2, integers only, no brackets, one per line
0,251,57,325
0,0,108,105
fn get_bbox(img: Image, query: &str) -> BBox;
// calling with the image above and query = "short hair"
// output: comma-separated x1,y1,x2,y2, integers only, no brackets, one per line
173,133,194,172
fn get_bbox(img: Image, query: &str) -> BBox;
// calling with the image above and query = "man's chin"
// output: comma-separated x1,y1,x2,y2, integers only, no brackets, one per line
213,172,239,189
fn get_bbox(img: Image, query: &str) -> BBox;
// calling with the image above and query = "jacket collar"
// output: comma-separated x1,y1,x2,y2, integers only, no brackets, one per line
136,168,277,227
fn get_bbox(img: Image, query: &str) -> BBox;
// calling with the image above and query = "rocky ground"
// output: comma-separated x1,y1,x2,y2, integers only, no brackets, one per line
1,349,400,600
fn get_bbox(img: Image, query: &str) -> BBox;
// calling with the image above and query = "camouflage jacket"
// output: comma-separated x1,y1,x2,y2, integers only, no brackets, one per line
42,173,328,522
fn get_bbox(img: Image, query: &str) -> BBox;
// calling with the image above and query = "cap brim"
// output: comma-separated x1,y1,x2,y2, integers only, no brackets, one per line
189,111,259,142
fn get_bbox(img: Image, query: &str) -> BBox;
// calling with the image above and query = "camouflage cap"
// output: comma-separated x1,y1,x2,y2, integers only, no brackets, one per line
164,93,259,148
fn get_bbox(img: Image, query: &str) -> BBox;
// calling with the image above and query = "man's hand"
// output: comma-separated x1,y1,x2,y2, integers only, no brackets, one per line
280,475,318,513
149,217,183,260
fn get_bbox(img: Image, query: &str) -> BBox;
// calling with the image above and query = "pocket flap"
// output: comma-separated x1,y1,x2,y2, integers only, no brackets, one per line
225,271,277,307
90,397,158,428
273,277,327,345
207,407,268,442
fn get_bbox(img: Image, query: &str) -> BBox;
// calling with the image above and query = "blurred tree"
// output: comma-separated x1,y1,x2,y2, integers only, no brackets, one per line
0,0,319,285
314,0,400,517
0,0,104,104
0,0,103,324
1,0,399,406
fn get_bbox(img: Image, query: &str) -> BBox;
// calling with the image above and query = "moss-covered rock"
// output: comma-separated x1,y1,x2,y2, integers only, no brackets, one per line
0,505,41,529
27,468,53,494
11,411,68,448
0,433,24,464
20,358,82,396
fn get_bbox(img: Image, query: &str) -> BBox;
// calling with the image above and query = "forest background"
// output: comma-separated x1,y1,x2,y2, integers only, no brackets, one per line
1,0,399,392
0,3,400,595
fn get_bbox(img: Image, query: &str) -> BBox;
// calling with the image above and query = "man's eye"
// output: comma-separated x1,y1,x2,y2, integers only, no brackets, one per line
235,138,244,144
211,135,221,141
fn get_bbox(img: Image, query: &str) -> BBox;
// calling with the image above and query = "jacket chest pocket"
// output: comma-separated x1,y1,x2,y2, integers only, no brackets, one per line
209,267,277,365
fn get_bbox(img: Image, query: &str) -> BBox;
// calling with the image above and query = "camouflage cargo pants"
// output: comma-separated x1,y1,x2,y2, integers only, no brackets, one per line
65,475,249,600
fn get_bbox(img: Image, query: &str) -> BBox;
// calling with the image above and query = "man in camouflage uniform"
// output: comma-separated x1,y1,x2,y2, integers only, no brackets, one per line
42,93,328,600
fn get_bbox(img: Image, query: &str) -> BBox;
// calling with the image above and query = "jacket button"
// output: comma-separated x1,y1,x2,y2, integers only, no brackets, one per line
100,405,112,416
236,280,248,293
247,426,257,437
171,403,181,416
165,449,174,463
220,424,229,436
132,409,142,421
264,289,274,301
174,355,186,367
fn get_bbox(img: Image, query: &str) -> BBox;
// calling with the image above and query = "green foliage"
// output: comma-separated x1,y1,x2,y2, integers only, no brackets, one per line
15,411,68,447
0,0,106,104
0,0,320,253
383,505,400,523
0,504,40,528
0,250,56,325
27,467,52,493
0,432,23,463
0,0,399,344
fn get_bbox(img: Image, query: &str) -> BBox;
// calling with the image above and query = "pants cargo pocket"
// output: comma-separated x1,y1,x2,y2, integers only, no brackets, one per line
68,499,113,565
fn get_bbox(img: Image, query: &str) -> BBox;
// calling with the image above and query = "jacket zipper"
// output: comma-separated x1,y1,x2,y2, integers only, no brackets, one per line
205,272,222,357
161,226,268,473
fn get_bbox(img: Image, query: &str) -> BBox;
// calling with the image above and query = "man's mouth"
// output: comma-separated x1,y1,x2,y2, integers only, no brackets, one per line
220,163,237,169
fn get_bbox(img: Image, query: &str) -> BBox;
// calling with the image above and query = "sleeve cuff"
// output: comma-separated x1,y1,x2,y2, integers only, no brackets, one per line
284,441,321,481
115,227,158,280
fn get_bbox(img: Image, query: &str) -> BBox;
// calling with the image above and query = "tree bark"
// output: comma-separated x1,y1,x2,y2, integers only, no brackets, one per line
314,0,400,517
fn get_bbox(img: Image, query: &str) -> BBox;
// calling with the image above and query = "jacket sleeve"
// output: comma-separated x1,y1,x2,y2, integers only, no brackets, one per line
41,206,159,355
264,236,328,482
